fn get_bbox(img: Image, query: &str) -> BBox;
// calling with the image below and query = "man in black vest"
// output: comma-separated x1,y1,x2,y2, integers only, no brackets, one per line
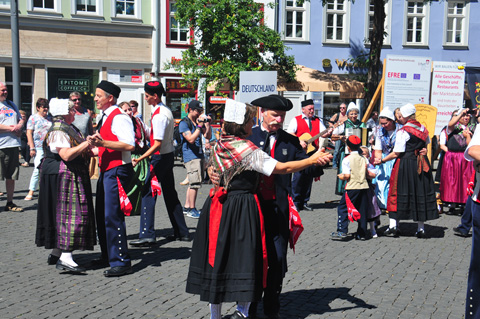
248,95,331,319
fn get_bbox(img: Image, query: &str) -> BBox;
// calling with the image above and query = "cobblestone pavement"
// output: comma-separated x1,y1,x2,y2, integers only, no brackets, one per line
0,162,470,318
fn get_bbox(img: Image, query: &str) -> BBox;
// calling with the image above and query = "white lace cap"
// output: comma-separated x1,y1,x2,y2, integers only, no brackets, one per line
224,99,246,125
49,98,70,117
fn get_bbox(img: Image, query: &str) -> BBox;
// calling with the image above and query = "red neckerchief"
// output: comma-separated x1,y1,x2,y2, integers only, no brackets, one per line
401,119,429,142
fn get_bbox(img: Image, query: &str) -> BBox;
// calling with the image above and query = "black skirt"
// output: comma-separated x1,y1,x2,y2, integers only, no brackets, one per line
35,173,58,249
186,188,264,304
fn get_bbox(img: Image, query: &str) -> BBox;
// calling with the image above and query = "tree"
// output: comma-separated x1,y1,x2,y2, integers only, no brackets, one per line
167,0,297,95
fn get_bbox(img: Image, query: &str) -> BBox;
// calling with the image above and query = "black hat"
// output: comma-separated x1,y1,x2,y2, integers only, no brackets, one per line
250,95,293,111
301,99,314,107
188,100,203,111
144,81,165,96
96,80,121,98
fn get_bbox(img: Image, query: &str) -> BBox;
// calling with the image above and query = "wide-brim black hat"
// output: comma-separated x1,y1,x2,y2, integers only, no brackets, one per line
250,94,293,111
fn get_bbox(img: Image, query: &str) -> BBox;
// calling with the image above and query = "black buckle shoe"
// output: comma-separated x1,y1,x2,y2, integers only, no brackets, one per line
129,238,156,246
383,227,401,237
103,266,133,277
303,204,314,211
47,254,59,265
56,260,86,273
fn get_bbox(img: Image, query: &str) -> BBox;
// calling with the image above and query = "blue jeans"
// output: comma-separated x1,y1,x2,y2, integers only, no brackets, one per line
332,140,342,168
28,147,44,191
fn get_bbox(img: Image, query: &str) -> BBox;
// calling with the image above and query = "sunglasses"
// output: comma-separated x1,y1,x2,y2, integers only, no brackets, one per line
72,98,81,102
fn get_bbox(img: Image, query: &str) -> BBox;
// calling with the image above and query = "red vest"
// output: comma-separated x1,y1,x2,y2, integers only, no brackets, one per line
295,115,320,148
149,106,161,155
98,108,124,172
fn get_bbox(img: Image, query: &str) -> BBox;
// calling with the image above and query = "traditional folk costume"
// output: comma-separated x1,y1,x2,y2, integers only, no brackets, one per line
387,119,439,223
334,137,369,239
373,122,401,209
37,119,96,252
333,118,366,195
464,128,480,318
186,136,276,305
127,116,149,216
440,122,475,207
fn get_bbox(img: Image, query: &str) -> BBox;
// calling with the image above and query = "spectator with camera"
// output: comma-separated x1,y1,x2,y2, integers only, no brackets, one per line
179,100,211,218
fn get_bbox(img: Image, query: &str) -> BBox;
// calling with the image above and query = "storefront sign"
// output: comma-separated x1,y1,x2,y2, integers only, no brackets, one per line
209,96,228,104
383,55,432,109
431,61,465,134
237,71,277,103
58,79,90,92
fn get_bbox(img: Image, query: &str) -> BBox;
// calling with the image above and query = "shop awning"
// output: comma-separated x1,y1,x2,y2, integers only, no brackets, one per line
277,65,365,99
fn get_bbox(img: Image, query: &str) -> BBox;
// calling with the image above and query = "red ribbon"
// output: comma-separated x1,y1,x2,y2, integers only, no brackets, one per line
117,177,133,216
288,195,304,253
149,165,162,197
345,191,361,222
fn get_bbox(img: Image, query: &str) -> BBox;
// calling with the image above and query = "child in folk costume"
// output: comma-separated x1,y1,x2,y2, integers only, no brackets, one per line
331,136,376,241
360,146,382,238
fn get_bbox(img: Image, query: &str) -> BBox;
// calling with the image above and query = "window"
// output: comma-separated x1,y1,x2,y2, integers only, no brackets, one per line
72,0,102,15
365,0,391,46
28,0,61,12
404,0,430,46
444,1,469,47
5,67,33,115
33,0,54,9
283,0,310,42
167,0,189,45
323,0,350,44
0,0,10,7
112,0,141,19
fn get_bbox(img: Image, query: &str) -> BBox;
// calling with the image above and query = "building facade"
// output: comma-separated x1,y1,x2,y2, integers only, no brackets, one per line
0,0,154,117
276,0,480,118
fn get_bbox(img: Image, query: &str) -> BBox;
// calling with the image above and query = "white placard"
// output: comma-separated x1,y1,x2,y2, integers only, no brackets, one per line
224,99,246,124
107,69,120,83
237,71,277,104
431,61,465,135
383,55,432,109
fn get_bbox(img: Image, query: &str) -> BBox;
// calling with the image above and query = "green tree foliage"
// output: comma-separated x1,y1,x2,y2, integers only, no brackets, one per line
167,0,297,94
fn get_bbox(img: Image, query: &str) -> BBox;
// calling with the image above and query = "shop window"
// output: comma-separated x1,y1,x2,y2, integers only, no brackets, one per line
323,0,350,45
167,0,190,46
365,0,391,46
282,0,310,42
0,0,10,7
5,67,33,115
404,0,430,46
444,1,469,47
165,79,195,120
47,68,100,111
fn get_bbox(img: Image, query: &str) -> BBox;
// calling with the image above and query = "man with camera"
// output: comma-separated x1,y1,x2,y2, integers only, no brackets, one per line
179,100,211,218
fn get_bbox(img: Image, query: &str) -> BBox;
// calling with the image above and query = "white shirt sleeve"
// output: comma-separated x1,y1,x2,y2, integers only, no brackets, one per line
439,129,447,145
341,155,351,174
374,133,383,151
152,112,169,141
465,125,480,161
248,149,278,176
319,119,327,133
47,131,71,153
111,113,135,146
333,124,345,135
286,117,298,134
393,130,409,153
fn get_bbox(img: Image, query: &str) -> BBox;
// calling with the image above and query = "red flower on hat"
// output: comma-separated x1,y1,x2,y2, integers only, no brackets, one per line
147,81,160,87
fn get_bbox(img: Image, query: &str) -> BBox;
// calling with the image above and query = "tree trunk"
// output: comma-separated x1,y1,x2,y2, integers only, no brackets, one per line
365,0,386,107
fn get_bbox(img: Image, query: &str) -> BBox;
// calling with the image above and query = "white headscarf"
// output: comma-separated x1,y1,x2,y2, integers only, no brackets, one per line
49,98,70,117
346,102,359,114
400,103,416,118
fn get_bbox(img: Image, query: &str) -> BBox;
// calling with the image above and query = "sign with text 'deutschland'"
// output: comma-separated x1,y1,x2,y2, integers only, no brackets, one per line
430,61,465,135
237,71,277,104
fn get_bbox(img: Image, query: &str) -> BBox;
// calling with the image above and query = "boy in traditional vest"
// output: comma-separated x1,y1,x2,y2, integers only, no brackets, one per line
331,135,376,241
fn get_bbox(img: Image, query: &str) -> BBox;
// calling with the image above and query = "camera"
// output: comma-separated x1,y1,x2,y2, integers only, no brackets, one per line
198,118,211,123
466,108,477,116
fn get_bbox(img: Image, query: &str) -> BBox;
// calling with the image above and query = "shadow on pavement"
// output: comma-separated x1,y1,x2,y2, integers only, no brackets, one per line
277,287,376,318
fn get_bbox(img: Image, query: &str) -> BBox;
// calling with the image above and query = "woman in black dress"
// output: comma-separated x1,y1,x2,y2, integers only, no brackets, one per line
186,100,330,319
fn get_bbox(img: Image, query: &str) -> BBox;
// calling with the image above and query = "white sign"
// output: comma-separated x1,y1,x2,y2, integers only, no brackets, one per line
431,61,465,135
237,71,277,103
312,92,324,119
383,55,432,109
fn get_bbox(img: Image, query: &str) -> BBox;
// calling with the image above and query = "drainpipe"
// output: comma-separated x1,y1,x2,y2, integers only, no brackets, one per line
151,1,161,80
10,0,21,107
